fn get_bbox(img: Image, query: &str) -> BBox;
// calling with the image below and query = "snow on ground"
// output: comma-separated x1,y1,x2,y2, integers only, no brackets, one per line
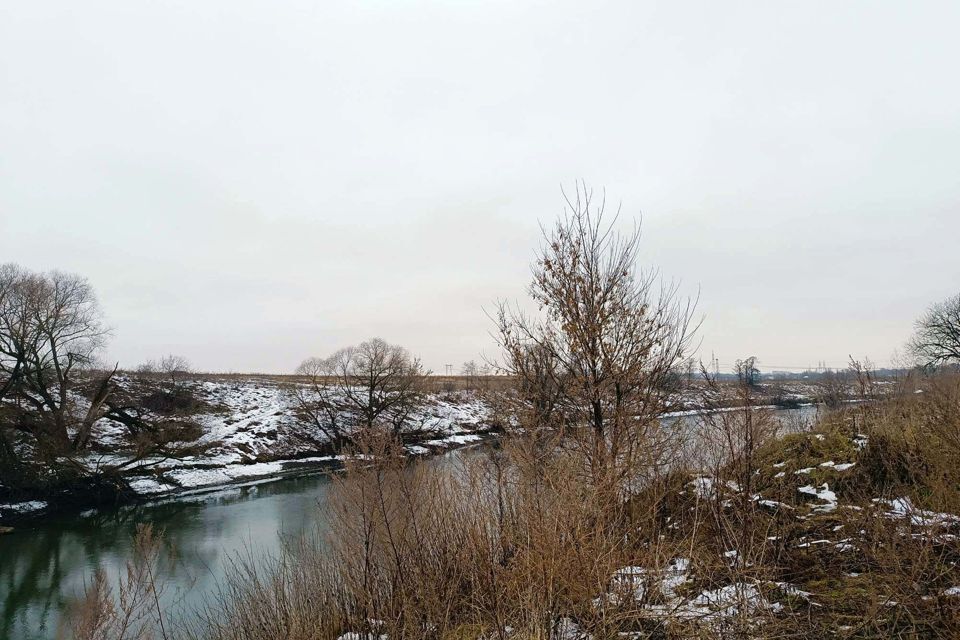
423,434,483,447
602,557,785,633
878,496,960,528
0,500,47,514
798,483,838,512
93,377,494,498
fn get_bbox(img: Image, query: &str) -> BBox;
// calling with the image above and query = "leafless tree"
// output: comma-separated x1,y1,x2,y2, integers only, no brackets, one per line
0,264,27,465
0,264,24,405
0,264,206,494
494,184,698,479
682,356,697,385
295,338,428,446
137,354,192,389
734,356,761,387
503,342,566,431
910,292,960,369
294,356,347,445
848,355,877,400
0,265,111,454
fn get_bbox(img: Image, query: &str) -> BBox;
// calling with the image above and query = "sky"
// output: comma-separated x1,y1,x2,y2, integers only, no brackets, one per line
1,1,959,374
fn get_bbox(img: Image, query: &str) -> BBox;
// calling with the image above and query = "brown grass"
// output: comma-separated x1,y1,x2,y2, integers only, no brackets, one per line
64,374,960,639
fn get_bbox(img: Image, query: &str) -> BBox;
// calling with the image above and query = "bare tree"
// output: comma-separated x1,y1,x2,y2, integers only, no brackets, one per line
504,342,565,431
847,355,876,400
734,356,761,387
0,266,111,454
0,265,24,405
134,354,199,417
294,356,348,445
910,292,960,369
137,354,192,389
0,264,206,495
494,184,698,478
296,338,428,446
0,264,27,466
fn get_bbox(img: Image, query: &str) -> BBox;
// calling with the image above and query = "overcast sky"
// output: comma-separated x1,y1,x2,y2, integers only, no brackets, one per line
2,1,958,374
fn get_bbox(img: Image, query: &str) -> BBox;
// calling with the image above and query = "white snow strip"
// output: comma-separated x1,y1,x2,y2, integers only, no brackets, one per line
0,500,47,513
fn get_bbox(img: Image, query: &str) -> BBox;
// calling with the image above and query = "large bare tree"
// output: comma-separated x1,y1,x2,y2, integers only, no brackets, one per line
0,264,205,495
495,184,698,477
0,265,110,454
296,338,428,446
910,292,960,368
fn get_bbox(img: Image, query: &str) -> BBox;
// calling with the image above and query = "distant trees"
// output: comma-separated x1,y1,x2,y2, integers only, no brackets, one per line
495,184,698,476
460,359,494,391
295,338,428,446
137,354,192,389
734,356,761,387
910,293,960,369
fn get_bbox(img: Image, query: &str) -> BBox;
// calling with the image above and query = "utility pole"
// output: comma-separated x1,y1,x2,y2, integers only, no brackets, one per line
444,364,453,376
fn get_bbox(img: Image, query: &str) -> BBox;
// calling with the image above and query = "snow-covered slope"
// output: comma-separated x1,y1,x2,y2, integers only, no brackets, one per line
89,376,495,497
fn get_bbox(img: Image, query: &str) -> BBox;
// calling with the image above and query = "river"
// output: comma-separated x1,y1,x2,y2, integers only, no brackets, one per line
0,405,821,640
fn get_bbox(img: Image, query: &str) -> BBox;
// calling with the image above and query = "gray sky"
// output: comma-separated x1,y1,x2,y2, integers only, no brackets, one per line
2,1,958,374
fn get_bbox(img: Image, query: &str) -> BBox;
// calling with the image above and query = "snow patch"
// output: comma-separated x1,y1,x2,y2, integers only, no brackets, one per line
0,500,47,514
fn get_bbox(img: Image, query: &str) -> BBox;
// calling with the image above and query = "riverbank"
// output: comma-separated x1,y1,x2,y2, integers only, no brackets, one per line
0,441,505,640
188,390,960,639
0,374,503,526
0,428,502,528
1,371,882,528
8,397,947,639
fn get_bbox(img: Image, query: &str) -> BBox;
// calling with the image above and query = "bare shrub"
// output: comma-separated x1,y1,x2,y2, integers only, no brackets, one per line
848,355,877,401
815,369,850,409
197,428,670,640
696,366,780,502
134,355,198,415
925,372,960,459
61,524,170,640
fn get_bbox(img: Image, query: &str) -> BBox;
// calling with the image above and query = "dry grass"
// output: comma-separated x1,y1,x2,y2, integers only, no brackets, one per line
64,374,960,639
61,524,171,640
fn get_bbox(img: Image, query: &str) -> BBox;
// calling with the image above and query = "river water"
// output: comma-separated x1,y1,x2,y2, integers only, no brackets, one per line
0,405,821,640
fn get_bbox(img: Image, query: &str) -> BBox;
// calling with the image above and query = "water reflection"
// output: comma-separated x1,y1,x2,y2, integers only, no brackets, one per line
0,408,820,640
0,474,334,640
